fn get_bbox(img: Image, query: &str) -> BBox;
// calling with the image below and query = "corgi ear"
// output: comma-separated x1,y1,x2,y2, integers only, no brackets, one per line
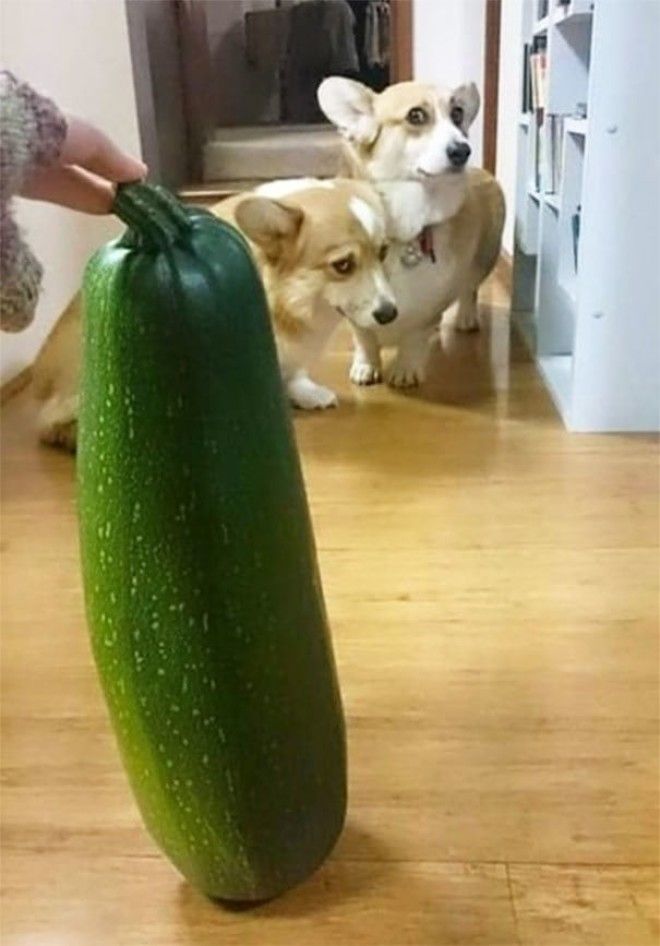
235,197,303,263
317,77,379,146
450,82,481,131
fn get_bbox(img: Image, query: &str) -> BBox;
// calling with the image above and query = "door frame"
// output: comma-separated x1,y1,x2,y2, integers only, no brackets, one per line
482,0,502,174
391,0,414,82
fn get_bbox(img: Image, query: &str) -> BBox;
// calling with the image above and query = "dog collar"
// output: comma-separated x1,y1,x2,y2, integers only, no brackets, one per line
400,226,436,268
419,226,436,262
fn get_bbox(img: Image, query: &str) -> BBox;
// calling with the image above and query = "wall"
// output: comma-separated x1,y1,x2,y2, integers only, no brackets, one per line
413,0,486,166
0,0,141,385
496,0,525,254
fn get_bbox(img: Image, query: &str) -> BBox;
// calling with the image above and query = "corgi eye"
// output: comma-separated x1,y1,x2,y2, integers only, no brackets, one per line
332,255,356,276
406,107,429,127
378,244,389,262
450,104,464,127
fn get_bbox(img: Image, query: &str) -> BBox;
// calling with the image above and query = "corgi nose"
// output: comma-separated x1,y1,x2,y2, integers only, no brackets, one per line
373,301,398,325
447,141,471,167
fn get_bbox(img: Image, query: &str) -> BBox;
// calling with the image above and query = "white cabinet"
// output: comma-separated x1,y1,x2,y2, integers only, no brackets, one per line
511,0,660,431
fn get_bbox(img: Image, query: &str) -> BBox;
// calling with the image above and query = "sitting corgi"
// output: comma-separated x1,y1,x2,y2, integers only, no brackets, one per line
32,178,396,450
318,77,506,388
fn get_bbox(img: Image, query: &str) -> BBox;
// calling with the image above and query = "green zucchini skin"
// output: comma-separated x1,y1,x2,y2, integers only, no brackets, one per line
78,184,346,901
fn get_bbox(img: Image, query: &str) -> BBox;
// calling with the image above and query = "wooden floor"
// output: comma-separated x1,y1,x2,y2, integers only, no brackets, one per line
2,284,658,946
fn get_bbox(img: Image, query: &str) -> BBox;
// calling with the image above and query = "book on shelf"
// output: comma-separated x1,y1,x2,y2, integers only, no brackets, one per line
530,53,538,112
553,117,564,192
532,51,547,110
534,118,542,194
542,115,565,194
542,119,553,194
572,205,581,272
537,0,549,18
528,36,548,112
530,113,564,198
522,43,532,112
521,36,548,114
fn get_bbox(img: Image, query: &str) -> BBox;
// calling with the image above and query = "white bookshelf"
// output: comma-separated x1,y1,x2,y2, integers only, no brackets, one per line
511,0,660,432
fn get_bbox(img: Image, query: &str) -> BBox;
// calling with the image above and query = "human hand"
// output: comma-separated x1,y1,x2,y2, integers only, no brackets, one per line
20,115,147,214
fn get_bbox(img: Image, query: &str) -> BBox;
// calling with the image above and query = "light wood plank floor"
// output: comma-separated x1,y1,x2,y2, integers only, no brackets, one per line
2,286,658,946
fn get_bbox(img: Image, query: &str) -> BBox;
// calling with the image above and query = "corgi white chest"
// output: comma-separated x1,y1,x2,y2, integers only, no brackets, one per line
365,177,476,346
372,224,474,345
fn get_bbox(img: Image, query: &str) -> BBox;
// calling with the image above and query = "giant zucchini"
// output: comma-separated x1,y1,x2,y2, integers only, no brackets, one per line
78,183,346,901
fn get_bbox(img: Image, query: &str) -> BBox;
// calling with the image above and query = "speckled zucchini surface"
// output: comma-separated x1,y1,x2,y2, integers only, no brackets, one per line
77,183,346,901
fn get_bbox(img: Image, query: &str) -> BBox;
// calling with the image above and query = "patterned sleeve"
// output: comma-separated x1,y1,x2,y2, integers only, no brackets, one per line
0,70,67,201
0,72,67,332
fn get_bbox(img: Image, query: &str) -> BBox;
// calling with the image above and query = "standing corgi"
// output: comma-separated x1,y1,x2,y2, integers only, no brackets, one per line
318,78,506,388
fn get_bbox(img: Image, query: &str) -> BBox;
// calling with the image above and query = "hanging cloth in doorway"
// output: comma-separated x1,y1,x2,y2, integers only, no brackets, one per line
365,0,390,69
285,0,359,122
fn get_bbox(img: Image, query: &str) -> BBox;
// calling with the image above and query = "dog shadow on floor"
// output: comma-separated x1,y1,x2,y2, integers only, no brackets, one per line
293,307,520,483
420,306,512,409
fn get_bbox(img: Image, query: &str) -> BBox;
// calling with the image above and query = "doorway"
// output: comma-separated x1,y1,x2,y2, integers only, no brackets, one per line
126,0,409,192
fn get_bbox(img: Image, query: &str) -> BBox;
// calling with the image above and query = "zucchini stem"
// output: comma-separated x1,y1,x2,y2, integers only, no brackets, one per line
113,182,191,249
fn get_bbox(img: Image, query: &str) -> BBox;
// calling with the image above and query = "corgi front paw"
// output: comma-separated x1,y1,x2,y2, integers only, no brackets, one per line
454,308,480,332
37,396,79,452
288,376,338,411
350,359,382,386
40,419,78,452
386,359,426,389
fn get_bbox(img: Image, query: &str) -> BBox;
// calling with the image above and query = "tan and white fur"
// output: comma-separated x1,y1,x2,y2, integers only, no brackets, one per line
217,179,395,410
318,77,506,388
32,179,395,449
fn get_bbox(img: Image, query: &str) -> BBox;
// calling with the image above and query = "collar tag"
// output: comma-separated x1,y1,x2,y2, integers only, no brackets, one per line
399,226,436,268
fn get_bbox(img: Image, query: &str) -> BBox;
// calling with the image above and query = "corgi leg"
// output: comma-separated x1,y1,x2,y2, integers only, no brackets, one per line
37,394,79,452
287,373,338,410
455,288,480,332
386,330,430,389
350,328,382,385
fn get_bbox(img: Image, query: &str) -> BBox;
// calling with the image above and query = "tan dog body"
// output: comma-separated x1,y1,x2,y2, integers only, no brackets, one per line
318,78,506,387
32,178,395,447
217,178,394,408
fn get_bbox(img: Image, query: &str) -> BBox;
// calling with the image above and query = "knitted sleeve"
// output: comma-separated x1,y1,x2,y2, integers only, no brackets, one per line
1,71,68,332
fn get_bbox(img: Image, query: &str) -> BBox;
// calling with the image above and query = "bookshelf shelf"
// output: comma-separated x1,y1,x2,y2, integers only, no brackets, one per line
555,1,594,24
564,117,588,136
511,0,660,432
